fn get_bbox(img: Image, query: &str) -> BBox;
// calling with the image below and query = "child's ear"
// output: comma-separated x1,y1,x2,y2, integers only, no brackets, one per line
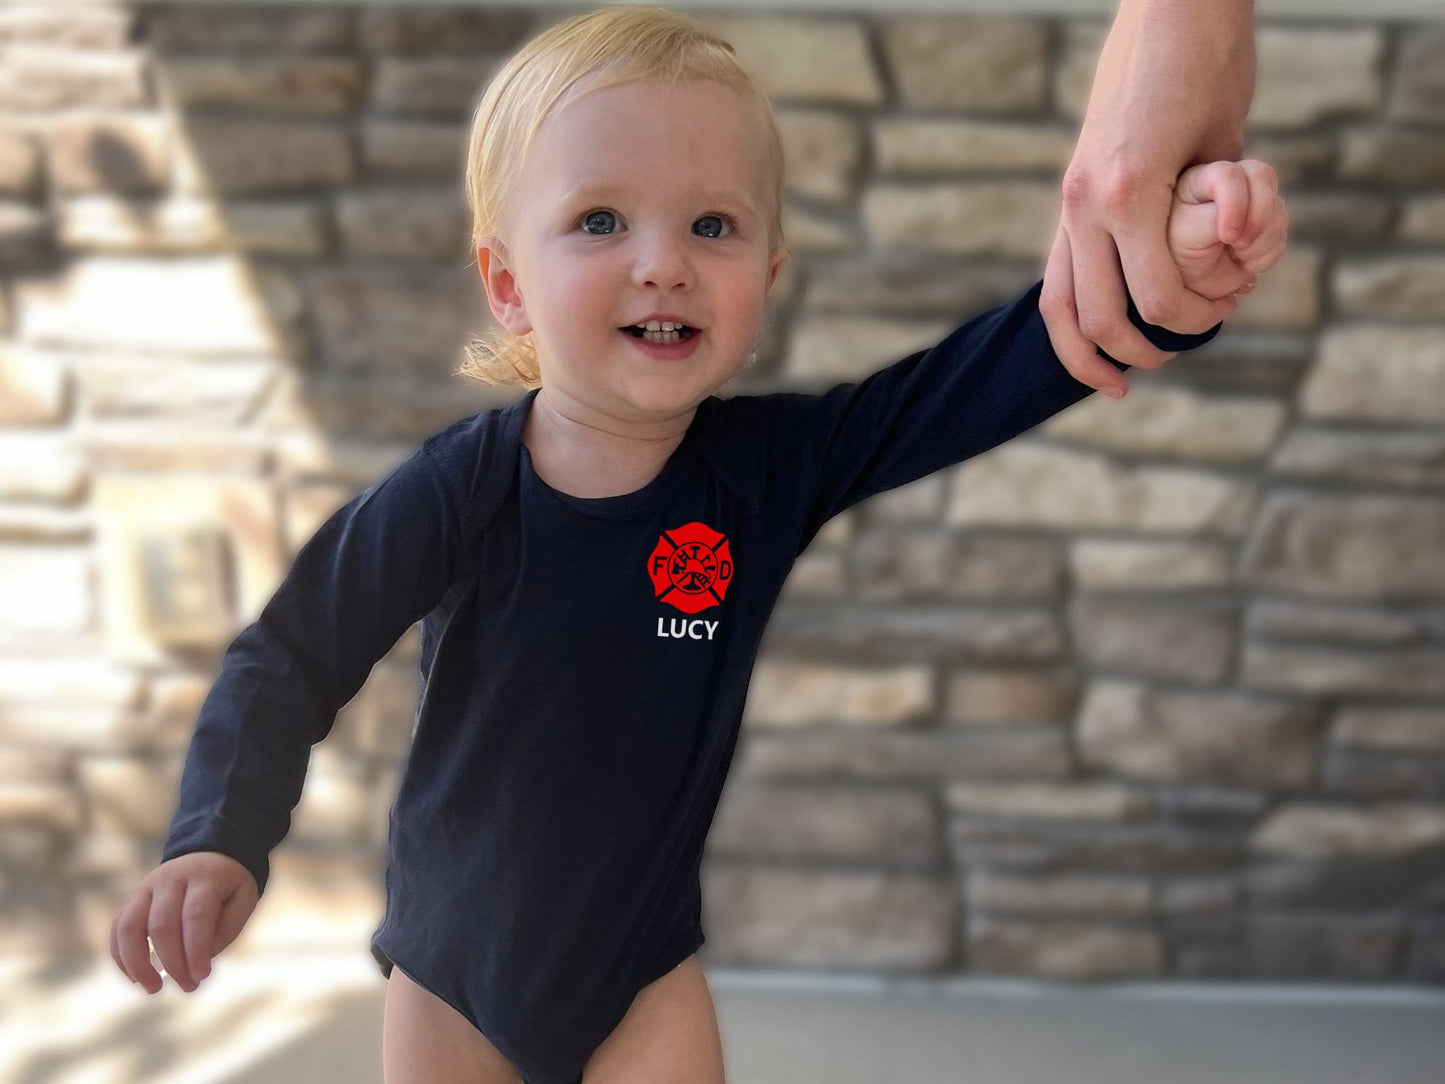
476,236,533,336
765,248,789,295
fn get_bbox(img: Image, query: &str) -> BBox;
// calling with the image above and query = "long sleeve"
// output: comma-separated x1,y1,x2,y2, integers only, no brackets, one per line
160,435,474,897
762,277,1223,554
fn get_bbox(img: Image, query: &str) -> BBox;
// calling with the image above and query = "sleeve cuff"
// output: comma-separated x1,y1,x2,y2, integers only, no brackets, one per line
1095,290,1225,371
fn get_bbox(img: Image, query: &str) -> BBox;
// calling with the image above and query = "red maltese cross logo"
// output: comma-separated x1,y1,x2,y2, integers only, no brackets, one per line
648,521,734,614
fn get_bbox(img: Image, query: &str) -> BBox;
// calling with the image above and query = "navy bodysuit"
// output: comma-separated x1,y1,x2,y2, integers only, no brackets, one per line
162,279,1221,1084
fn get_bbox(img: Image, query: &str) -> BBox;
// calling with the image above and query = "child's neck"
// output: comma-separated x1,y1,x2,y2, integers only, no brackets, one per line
521,387,693,500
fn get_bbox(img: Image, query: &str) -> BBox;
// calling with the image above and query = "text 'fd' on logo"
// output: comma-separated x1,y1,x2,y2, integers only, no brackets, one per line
648,521,733,614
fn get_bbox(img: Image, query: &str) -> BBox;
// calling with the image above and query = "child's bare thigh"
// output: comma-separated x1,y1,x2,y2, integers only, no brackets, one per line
581,954,725,1084
383,966,523,1084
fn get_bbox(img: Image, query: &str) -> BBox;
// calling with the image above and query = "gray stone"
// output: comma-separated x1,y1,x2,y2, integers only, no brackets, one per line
945,668,1078,726
1399,194,1445,242
1282,192,1392,241
1335,256,1445,319
760,604,1063,662
1340,128,1445,186
1407,918,1445,982
144,6,353,52
737,727,1072,782
858,474,944,523
854,529,1061,601
1070,599,1236,684
334,188,471,262
1334,707,1445,753
309,268,484,375
1389,26,1445,124
58,195,330,257
0,128,41,197
950,817,1246,875
1078,681,1316,787
371,56,506,118
1247,914,1404,980
1156,786,1269,829
863,182,1058,259
1230,245,1321,331
701,863,954,969
358,7,534,53
1271,426,1445,488
946,782,1151,822
362,120,468,180
1322,751,1445,801
967,917,1163,979
780,203,858,254
0,201,51,265
783,314,954,382
779,551,847,600
175,118,354,197
1243,644,1445,698
1241,493,1445,600
1249,856,1445,911
1156,877,1240,916
708,781,940,867
799,257,1034,317
1160,329,1313,394
1240,133,1334,187
1247,599,1429,645
881,17,1045,112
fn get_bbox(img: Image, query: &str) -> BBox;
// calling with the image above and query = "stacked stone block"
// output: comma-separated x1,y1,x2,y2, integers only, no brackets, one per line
0,2,1442,984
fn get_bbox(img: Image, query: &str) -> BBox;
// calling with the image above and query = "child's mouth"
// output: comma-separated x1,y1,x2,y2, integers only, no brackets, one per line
622,324,696,344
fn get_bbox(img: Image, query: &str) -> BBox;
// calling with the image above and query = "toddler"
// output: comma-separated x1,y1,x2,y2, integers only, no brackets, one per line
111,6,1287,1084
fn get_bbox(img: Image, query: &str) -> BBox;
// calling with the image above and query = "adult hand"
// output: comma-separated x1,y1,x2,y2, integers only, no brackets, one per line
1041,0,1258,398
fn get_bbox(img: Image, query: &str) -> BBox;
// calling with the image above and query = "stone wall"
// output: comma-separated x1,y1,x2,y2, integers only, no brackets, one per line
1,2,1443,984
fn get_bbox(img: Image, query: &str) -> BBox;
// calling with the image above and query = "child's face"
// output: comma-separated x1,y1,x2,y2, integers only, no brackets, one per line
479,76,786,426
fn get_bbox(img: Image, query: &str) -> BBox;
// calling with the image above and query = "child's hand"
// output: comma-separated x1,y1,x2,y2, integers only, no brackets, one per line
111,851,259,995
1167,159,1288,302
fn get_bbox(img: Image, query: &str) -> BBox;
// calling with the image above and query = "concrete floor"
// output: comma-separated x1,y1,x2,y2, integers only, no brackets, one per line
6,953,1445,1084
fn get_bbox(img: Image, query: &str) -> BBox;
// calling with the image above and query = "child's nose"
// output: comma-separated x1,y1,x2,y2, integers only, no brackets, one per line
631,232,694,290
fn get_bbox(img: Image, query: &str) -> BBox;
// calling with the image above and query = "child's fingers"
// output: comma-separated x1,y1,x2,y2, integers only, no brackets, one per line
1226,160,1281,252
1177,161,1252,244
181,882,221,986
146,879,198,992
112,888,155,987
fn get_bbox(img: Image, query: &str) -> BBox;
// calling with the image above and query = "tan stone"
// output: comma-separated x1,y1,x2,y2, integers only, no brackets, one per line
1334,707,1445,753
946,781,1150,821
291,745,371,845
694,16,882,105
1070,539,1231,591
308,268,484,375
744,662,933,727
1284,192,1392,241
0,782,83,832
0,654,142,707
0,503,90,543
1301,325,1445,422
779,203,858,253
1247,600,1427,644
1271,427,1445,488
855,530,1060,601
968,871,1152,917
1243,644,1445,698
145,6,351,52
874,119,1073,176
862,182,1058,258
701,864,953,968
359,7,534,53
237,850,384,955
1071,599,1236,684
0,127,41,196
46,113,168,193
1043,386,1286,461
0,347,67,423
1230,245,1320,330
0,432,85,501
740,728,1070,782
17,255,301,354
1398,195,1445,242
946,669,1077,726
783,314,953,382
779,550,846,600
1389,26,1445,124
1078,681,1317,787
969,917,1163,979
1054,23,1107,119
860,474,944,522
1253,803,1445,858
59,195,329,257
93,474,284,664
1249,27,1384,126
2,47,147,112
0,4,135,49
882,17,1045,111
762,604,1062,662
77,354,275,423
1335,256,1445,318
777,110,863,205
156,57,367,116
77,756,178,835
0,544,92,638
947,442,1257,536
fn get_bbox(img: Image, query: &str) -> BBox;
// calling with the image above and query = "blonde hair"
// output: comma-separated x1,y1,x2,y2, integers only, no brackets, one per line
456,5,788,390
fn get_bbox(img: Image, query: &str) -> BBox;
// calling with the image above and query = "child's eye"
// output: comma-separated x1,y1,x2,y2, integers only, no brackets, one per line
580,209,619,236
694,214,735,239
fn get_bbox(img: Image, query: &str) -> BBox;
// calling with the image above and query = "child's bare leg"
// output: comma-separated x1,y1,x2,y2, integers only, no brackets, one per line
581,954,725,1084
383,965,524,1084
